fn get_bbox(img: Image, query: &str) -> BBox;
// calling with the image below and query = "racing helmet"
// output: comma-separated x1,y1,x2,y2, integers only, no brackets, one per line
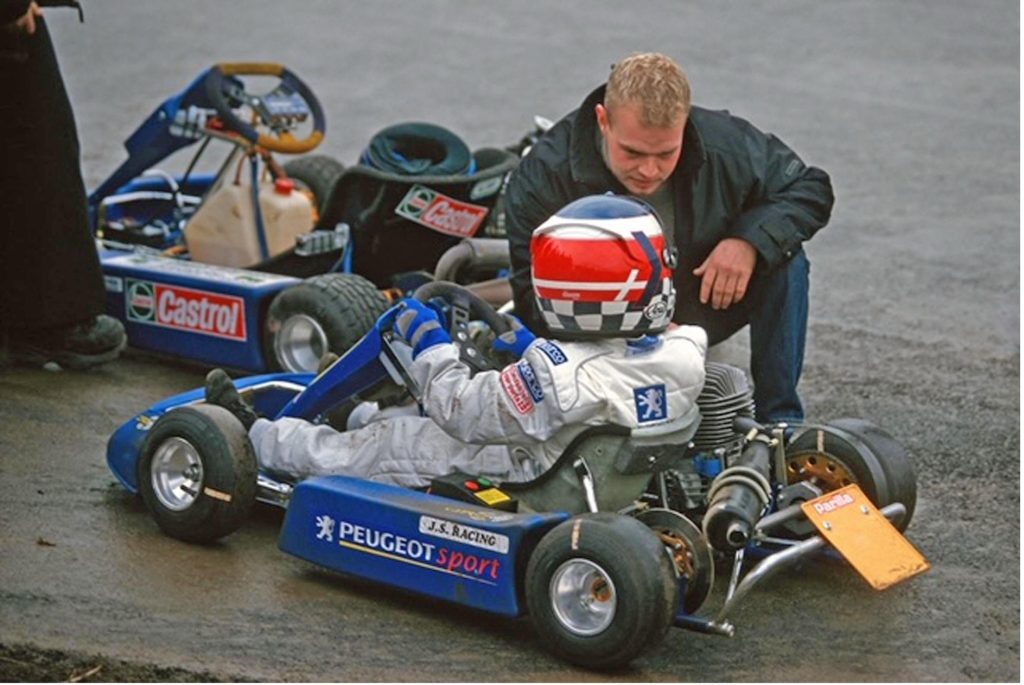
530,194,676,338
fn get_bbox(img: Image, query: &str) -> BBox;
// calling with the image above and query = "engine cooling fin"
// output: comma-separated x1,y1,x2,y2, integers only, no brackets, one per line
693,362,755,453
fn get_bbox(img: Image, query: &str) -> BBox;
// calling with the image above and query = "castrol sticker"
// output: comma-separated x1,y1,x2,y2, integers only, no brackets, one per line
126,279,246,341
395,184,489,238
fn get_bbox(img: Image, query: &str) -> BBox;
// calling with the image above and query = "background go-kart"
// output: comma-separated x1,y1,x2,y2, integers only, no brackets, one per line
0,1,1018,681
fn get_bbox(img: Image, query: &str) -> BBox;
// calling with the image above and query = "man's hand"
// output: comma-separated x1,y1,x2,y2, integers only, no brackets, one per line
692,238,758,310
7,2,43,35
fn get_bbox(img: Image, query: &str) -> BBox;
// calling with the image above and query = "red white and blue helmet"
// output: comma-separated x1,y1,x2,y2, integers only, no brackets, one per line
531,195,676,339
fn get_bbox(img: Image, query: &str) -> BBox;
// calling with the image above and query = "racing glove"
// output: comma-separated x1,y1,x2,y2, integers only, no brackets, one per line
491,314,536,358
394,299,452,358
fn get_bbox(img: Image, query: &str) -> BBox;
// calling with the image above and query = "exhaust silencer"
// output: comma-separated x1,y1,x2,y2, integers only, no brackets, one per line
702,426,773,551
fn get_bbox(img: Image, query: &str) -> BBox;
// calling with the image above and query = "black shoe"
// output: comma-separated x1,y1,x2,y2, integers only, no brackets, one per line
8,315,126,370
204,368,259,430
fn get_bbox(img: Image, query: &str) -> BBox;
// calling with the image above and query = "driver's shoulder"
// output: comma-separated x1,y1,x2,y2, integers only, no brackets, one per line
521,337,615,381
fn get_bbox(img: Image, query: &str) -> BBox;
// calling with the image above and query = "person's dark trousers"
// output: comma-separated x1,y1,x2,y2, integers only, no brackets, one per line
675,251,810,423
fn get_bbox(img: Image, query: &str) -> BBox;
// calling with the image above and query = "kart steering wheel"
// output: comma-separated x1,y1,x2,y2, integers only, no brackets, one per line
203,62,326,154
413,281,511,373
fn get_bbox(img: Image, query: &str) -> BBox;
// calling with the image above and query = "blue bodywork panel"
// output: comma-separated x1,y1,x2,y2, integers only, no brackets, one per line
100,248,299,371
280,475,569,616
107,372,313,493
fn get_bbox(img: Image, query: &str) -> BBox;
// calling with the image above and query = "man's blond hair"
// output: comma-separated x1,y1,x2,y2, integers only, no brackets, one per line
605,53,690,128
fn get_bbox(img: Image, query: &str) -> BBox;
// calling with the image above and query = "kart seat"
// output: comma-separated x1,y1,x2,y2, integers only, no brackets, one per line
316,147,519,288
501,410,701,515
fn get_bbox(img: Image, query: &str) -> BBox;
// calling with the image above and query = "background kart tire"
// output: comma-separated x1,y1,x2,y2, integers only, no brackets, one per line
265,273,389,373
138,405,257,544
283,154,344,225
525,513,678,670
787,419,918,530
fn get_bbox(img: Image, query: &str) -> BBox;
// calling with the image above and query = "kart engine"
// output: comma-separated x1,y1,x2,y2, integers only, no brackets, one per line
660,362,756,512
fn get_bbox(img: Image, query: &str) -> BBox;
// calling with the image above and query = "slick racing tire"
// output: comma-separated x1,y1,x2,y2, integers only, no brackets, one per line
138,405,257,543
786,418,918,530
265,273,389,373
283,154,344,226
525,513,678,669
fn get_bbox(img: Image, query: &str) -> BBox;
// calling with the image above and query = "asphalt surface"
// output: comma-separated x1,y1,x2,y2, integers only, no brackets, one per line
0,1,1019,681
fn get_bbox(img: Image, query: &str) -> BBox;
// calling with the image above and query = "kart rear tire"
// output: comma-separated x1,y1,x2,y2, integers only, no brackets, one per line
787,419,917,530
265,273,389,373
283,154,344,225
827,418,918,526
138,405,257,543
525,513,678,669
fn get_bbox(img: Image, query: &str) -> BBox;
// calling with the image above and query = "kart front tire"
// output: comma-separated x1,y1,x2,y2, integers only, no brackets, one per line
138,405,257,543
525,513,678,669
265,273,389,373
787,418,917,530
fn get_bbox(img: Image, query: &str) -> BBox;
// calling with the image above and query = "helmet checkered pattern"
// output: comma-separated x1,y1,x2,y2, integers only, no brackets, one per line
531,195,676,339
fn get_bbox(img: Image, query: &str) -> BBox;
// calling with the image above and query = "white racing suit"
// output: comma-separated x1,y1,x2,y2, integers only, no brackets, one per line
249,326,708,488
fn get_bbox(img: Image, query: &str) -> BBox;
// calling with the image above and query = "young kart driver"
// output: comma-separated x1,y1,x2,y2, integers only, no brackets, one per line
205,195,708,488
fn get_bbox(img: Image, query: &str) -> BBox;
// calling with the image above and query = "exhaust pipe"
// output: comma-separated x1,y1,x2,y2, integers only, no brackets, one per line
701,420,774,551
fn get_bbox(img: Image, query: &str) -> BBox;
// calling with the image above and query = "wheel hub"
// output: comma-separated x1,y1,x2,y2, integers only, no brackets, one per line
150,437,204,512
656,530,696,578
275,314,328,372
786,451,856,491
549,559,617,636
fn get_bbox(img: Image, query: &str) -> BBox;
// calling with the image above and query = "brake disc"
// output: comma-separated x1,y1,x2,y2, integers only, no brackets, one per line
636,508,715,614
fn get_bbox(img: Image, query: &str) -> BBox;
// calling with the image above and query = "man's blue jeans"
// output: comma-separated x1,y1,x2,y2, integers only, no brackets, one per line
676,251,809,423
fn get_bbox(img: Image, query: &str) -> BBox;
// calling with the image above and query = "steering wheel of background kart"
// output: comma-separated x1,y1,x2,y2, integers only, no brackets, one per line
412,281,512,373
203,62,326,154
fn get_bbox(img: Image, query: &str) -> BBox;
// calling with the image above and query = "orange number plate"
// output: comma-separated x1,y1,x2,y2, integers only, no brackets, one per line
801,484,930,590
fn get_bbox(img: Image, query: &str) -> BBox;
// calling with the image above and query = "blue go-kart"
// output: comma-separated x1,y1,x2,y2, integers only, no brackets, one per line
91,63,519,374
106,282,929,669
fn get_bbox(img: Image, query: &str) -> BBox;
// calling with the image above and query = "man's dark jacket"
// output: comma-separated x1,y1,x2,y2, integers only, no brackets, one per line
504,85,834,332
